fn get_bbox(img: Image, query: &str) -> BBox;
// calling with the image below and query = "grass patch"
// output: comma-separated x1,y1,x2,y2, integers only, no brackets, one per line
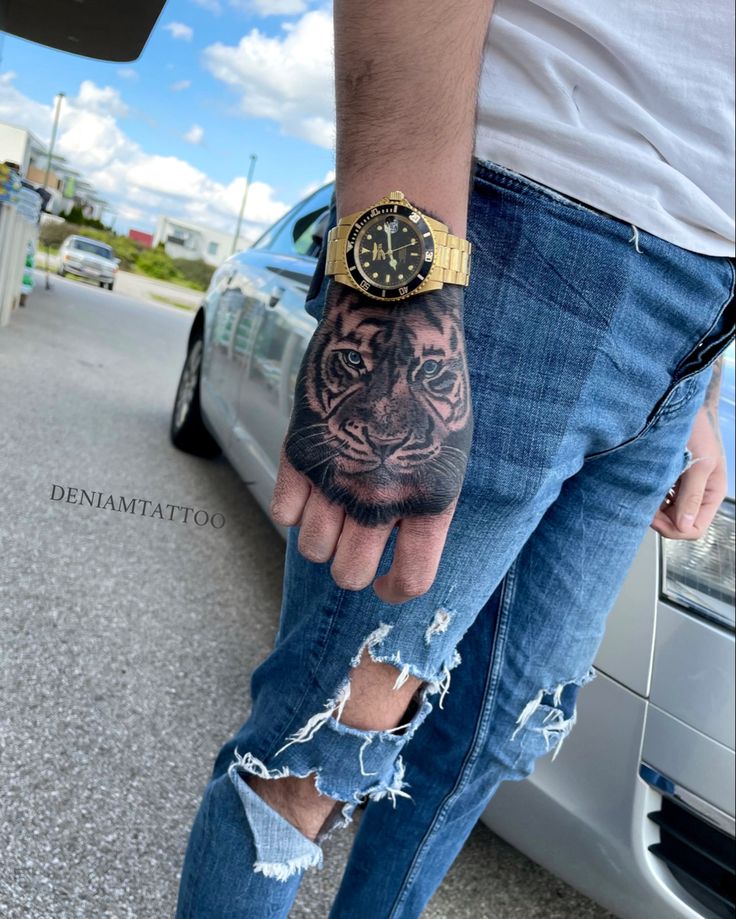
150,293,197,311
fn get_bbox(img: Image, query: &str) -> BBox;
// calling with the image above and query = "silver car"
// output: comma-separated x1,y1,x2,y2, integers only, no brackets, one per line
58,234,117,290
170,183,735,919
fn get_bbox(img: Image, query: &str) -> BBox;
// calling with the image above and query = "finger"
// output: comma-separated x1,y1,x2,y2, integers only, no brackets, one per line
270,451,310,526
331,518,395,592
374,504,455,605
298,490,345,563
650,508,686,539
672,459,714,533
694,472,728,533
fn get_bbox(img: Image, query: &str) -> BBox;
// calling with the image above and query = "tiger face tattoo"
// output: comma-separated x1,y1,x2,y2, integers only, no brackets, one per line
285,284,473,526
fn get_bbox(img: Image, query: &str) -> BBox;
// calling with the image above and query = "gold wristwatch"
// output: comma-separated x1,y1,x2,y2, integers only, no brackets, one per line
325,190,471,302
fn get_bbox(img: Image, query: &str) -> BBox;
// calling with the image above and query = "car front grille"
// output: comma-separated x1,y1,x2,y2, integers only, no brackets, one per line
648,796,735,919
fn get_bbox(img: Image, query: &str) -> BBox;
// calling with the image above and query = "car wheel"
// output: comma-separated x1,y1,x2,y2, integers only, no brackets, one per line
58,267,65,277
170,333,221,458
99,281,105,288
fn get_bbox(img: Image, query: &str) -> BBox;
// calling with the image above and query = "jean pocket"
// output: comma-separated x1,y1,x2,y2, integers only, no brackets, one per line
587,281,735,460
473,158,608,222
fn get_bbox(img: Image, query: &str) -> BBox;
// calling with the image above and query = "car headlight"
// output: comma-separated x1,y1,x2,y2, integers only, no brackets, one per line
661,499,735,630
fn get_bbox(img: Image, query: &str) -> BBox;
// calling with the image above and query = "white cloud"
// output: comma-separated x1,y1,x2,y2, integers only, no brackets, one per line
202,9,335,149
191,0,222,11
184,124,205,144
73,80,129,118
117,67,138,81
0,72,289,242
0,72,51,140
163,22,194,41
299,167,334,199
169,79,192,92
230,0,309,15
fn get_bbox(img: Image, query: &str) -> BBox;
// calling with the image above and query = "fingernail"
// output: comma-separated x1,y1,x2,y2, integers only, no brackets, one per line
679,514,696,530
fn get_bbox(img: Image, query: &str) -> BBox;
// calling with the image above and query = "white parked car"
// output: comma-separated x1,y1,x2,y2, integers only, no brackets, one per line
58,235,118,290
170,184,735,919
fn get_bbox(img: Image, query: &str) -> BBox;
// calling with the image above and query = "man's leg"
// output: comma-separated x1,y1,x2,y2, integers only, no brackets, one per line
175,161,734,918
329,370,717,917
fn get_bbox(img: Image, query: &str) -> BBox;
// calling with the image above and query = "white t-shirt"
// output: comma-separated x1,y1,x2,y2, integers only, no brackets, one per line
475,0,735,256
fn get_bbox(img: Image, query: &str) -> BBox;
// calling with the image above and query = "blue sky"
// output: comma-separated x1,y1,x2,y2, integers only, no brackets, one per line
0,0,335,237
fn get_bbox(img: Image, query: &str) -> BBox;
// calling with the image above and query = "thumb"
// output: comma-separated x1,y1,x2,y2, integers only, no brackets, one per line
673,458,713,532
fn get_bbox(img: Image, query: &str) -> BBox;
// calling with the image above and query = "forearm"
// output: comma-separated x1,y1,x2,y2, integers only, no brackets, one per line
334,0,495,235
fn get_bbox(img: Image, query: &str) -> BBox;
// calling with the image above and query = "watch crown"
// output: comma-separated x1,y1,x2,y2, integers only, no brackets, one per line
387,191,405,201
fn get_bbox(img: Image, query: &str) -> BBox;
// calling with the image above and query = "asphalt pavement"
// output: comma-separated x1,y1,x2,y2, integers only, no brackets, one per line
0,276,614,918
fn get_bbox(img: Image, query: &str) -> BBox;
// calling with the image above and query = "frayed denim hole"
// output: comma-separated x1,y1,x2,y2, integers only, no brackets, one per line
227,758,324,882
511,669,596,771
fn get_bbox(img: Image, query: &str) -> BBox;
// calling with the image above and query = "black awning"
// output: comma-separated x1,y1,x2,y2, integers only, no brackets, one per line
0,0,167,62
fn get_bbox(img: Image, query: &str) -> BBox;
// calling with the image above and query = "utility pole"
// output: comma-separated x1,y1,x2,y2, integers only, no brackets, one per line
43,93,65,191
231,153,257,255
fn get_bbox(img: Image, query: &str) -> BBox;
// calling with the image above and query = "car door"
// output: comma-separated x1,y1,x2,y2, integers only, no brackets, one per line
204,264,262,437
226,185,331,510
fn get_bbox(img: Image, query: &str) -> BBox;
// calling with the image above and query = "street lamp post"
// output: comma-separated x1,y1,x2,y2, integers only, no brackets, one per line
43,92,65,191
231,153,257,255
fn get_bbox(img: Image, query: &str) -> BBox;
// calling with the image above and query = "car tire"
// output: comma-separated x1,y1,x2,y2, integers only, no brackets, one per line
107,282,114,291
99,281,105,288
170,333,221,458
58,267,65,277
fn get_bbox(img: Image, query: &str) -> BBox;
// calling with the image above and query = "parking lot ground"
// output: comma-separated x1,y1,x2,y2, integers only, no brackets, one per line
0,278,614,918
33,255,203,311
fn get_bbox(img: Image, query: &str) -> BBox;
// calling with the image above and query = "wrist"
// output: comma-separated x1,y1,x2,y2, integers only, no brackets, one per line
336,166,471,237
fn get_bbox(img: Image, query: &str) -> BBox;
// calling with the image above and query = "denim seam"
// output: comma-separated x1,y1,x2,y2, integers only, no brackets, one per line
179,777,215,919
585,259,736,463
387,565,518,919
266,585,348,761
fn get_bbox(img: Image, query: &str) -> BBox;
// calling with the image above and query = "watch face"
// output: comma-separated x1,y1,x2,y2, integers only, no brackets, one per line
345,203,434,300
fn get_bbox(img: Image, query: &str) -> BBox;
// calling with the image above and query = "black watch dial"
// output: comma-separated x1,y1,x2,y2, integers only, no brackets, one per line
345,203,435,300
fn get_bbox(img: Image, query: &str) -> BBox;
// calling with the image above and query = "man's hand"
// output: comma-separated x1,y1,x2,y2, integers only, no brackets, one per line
271,282,473,602
652,361,727,540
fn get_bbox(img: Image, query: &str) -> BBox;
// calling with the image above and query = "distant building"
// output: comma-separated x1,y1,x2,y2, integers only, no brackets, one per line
153,215,248,267
128,229,153,248
0,122,43,174
0,121,107,220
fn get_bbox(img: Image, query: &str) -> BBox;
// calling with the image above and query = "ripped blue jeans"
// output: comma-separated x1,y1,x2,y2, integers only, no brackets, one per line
175,161,735,918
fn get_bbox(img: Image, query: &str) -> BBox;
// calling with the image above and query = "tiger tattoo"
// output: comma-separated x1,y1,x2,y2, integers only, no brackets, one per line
285,284,473,526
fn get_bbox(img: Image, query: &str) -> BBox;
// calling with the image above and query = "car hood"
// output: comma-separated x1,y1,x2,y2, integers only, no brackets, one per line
67,251,115,268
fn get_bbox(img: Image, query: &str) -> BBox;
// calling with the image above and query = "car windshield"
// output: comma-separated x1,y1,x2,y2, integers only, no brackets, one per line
71,240,113,259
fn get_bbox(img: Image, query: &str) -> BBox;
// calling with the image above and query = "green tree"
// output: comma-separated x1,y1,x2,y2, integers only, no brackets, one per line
64,205,110,231
111,236,143,271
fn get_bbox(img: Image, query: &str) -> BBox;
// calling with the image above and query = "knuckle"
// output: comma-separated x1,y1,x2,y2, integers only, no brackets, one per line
393,574,432,600
299,539,330,564
271,501,298,526
331,566,369,591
